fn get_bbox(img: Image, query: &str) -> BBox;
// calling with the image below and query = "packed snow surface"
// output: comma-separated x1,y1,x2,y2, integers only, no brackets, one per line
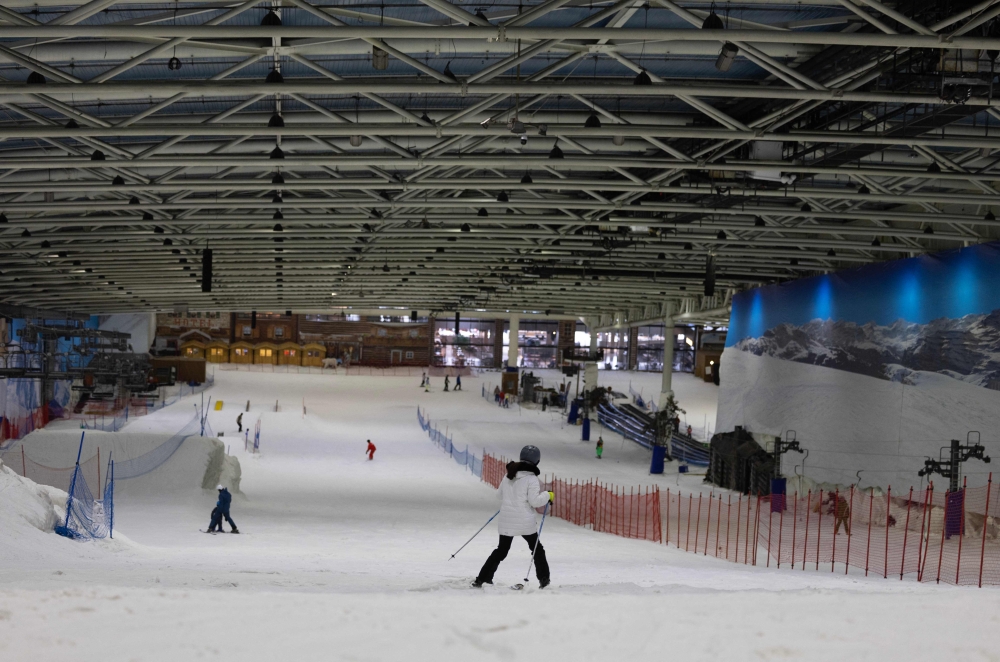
1,368,997,662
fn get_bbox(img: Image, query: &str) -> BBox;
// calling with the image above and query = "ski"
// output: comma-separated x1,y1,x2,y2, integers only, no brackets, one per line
199,529,218,535
510,583,525,591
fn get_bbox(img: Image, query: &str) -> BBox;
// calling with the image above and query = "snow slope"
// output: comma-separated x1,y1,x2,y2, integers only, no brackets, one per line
1,368,996,662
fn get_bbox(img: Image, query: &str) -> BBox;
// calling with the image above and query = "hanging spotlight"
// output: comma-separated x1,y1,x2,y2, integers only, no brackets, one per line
497,191,509,203
683,242,692,250
715,42,739,72
168,57,182,71
716,230,727,240
585,113,602,128
478,208,488,217
26,71,46,85
270,146,285,159
201,249,213,292
261,9,282,25
421,218,431,229
21,229,31,238
790,258,799,266
163,238,173,246
41,240,51,248
350,135,363,147
0,213,6,223
924,225,935,234
612,135,625,146
421,113,433,124
753,216,765,227
633,70,652,86
800,203,812,212
372,45,389,70
704,255,715,296
702,11,725,30
265,69,284,84
112,175,125,186
272,194,283,204
273,222,284,232
129,196,140,205
657,252,666,260
461,223,471,232
273,211,283,221
521,172,533,184
271,172,285,185
382,264,391,273
549,143,564,159
91,150,106,161
927,162,941,173
827,248,837,257
153,226,164,234
871,238,881,247
65,119,79,129
986,210,996,221
143,212,154,221
857,184,871,195
268,113,284,128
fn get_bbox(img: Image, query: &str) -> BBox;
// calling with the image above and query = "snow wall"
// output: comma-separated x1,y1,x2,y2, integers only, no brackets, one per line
718,241,1000,489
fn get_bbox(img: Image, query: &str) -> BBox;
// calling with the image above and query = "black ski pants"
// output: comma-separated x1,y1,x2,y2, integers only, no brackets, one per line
209,507,237,532
476,534,549,584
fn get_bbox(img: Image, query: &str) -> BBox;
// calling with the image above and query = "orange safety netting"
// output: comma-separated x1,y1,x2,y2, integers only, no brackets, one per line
663,476,1000,587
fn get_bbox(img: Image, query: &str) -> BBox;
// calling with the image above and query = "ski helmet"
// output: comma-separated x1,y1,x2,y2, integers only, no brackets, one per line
216,484,225,491
519,445,541,465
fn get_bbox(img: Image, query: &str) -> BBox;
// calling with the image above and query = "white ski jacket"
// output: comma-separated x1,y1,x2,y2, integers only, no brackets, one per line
496,465,551,536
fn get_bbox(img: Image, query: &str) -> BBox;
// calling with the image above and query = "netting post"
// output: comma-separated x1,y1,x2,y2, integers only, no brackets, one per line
816,489,823,571
791,491,798,569
845,486,854,575
629,486,635,540
865,488,874,576
956,477,966,585
685,493,693,552
665,489,670,546
745,492,753,565
694,493,703,554
777,490,785,568
704,492,712,556
109,459,114,539
831,489,840,573
884,486,891,579
21,445,26,477
766,500,773,568
917,484,932,581
97,447,101,492
803,490,811,570
979,473,992,588
735,494,743,562
715,493,722,558
901,487,913,580
726,494,733,561
937,489,948,584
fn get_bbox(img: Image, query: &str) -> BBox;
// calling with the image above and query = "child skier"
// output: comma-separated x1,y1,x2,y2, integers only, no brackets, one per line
595,437,604,459
444,375,450,392
473,445,553,588
366,439,377,461
207,485,239,533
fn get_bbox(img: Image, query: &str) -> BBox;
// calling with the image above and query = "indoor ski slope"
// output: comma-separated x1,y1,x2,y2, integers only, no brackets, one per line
1,369,997,662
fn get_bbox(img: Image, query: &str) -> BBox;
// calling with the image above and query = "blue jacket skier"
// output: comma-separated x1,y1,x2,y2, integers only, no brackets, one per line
207,485,239,533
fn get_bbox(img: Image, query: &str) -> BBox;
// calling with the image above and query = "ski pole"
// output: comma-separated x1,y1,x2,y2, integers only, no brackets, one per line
449,509,501,560
525,501,551,582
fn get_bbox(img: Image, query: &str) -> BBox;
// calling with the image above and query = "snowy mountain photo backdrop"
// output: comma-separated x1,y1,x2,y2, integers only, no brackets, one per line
717,242,1000,489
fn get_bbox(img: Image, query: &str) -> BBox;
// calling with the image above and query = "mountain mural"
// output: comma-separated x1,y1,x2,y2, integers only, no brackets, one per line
733,310,1000,388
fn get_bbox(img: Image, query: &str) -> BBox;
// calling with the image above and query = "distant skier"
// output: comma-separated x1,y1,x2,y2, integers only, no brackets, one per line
455,374,462,391
493,386,501,403
366,439,377,461
207,485,238,533
595,437,604,460
444,375,450,392
473,445,553,588
686,424,693,437
236,413,243,433
420,372,427,387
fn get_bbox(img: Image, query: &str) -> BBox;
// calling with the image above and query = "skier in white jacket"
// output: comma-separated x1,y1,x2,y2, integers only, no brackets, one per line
473,445,553,588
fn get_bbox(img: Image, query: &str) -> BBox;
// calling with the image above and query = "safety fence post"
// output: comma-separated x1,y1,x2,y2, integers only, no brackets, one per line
629,486,635,540
21,445,26,478
734,494,742,562
865,488,874,576
665,489,670,546
97,447,101,493
744,492,752,564
715,494,722,558
694,493,703,554
980,473,992,588
704,492,712,556
726,494,733,561
753,492,762,566
936,489,948,584
831,489,840,573
777,490,785,568
956,477,967,585
766,499,773,568
884,486,892,579
816,489,823,571
685,493,693,552
917,484,932,581
845,486,854,575
802,490,811,570
901,487,914,580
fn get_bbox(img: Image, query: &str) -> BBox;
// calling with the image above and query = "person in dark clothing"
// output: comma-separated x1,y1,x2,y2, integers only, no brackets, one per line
236,413,243,433
444,375,450,392
455,374,462,391
207,485,239,533
473,445,553,588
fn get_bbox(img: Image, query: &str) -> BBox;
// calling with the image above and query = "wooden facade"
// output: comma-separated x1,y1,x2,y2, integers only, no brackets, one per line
230,341,253,364
180,340,205,360
302,342,326,367
254,342,278,365
205,340,229,364
277,342,302,366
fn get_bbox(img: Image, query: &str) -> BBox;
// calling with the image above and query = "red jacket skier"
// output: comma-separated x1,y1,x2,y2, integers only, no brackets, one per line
366,440,376,460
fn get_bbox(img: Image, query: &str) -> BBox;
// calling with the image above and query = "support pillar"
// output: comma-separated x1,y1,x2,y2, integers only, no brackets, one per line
507,314,519,368
659,317,675,409
584,319,598,395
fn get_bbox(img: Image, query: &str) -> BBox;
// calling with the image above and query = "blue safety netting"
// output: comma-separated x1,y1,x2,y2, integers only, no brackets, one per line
55,434,115,540
628,381,658,413
114,412,203,480
597,402,710,466
417,407,482,478
82,374,215,432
